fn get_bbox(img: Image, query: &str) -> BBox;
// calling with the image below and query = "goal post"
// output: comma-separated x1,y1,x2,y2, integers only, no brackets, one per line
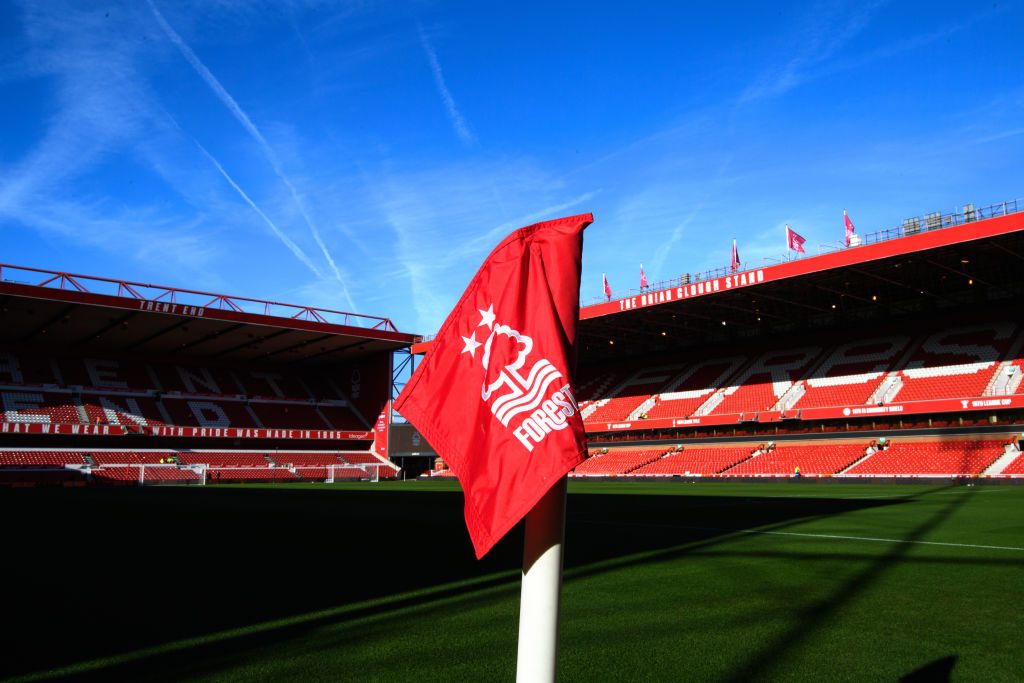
137,463,206,486
326,464,377,483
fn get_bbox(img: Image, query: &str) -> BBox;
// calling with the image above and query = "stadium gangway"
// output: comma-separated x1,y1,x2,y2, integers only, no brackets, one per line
0,263,400,332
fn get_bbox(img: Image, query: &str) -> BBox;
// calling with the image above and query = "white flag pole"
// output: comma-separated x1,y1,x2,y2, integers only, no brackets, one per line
516,475,568,683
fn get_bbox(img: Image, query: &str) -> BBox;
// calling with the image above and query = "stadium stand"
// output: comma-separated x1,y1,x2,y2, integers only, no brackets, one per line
710,347,823,416
843,440,1003,476
0,350,369,431
893,324,1017,402
0,450,86,467
723,442,866,476
578,320,1024,425
92,467,200,484
572,447,669,475
630,446,753,476
646,358,746,419
999,452,1024,475
793,336,911,409
176,452,270,467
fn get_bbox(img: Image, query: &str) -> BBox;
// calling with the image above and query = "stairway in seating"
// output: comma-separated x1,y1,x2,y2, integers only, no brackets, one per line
838,446,875,474
982,446,1022,475
985,331,1024,395
627,397,657,420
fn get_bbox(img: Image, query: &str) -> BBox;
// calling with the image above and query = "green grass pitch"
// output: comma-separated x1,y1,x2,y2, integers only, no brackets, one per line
3,480,1022,681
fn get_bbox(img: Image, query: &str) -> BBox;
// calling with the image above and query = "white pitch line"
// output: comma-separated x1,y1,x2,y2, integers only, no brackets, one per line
737,529,1024,551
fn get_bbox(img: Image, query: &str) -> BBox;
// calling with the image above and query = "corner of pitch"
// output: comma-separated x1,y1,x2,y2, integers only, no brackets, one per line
512,384,579,452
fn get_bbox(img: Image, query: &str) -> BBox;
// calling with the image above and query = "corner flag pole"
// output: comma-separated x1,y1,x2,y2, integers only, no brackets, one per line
516,475,568,683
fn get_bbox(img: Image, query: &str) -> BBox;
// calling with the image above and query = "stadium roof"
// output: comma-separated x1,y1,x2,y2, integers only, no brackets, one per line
0,265,418,366
578,201,1024,363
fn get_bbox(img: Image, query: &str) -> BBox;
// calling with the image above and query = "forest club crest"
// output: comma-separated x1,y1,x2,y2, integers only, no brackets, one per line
460,304,579,452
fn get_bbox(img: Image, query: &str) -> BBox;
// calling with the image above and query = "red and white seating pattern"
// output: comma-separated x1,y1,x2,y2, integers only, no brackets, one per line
843,440,1002,476
92,467,200,483
1000,453,1024,475
894,324,1016,402
586,365,683,423
711,347,822,415
630,446,752,476
0,391,80,424
795,337,910,409
0,450,86,467
572,447,669,475
176,452,269,467
0,351,368,431
723,443,865,476
90,451,176,465
578,321,1024,423
269,452,347,466
645,358,745,419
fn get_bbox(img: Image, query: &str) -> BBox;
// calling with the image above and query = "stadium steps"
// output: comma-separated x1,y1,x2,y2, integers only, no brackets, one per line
74,401,89,424
869,372,903,404
772,381,806,412
838,447,875,474
776,346,837,411
581,399,608,420
874,332,933,403
693,354,764,416
981,446,1022,475
627,397,657,420
983,332,1024,396
81,452,97,467
693,391,726,416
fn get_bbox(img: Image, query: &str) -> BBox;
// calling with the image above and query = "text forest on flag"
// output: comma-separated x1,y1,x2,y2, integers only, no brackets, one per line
394,214,592,559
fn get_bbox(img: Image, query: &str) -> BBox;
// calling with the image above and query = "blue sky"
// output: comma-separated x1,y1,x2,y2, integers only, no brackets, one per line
1,0,1022,334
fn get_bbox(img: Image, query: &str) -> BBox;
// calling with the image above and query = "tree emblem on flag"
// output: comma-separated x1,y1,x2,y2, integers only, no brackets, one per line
461,303,577,451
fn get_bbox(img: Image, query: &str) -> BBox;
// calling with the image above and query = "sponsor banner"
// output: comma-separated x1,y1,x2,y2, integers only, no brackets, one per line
585,414,742,433
373,402,390,457
0,423,126,436
801,395,1024,421
145,426,372,440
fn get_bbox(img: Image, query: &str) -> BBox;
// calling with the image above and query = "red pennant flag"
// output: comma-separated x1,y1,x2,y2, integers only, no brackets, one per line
603,272,612,300
640,264,648,289
786,225,807,253
844,210,856,246
394,214,592,558
730,239,740,272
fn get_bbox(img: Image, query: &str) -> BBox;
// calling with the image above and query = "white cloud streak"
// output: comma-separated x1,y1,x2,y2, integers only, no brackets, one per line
192,140,326,280
147,0,357,311
418,24,475,145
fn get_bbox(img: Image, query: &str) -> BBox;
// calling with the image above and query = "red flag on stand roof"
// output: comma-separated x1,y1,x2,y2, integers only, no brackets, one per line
786,225,807,253
844,210,857,246
640,264,648,289
394,214,592,559
603,272,612,300
730,239,740,272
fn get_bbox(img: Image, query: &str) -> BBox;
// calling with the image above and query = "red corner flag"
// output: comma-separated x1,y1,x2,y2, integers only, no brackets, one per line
394,214,592,558
786,225,807,253
844,209,857,246
730,239,740,271
640,264,648,289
